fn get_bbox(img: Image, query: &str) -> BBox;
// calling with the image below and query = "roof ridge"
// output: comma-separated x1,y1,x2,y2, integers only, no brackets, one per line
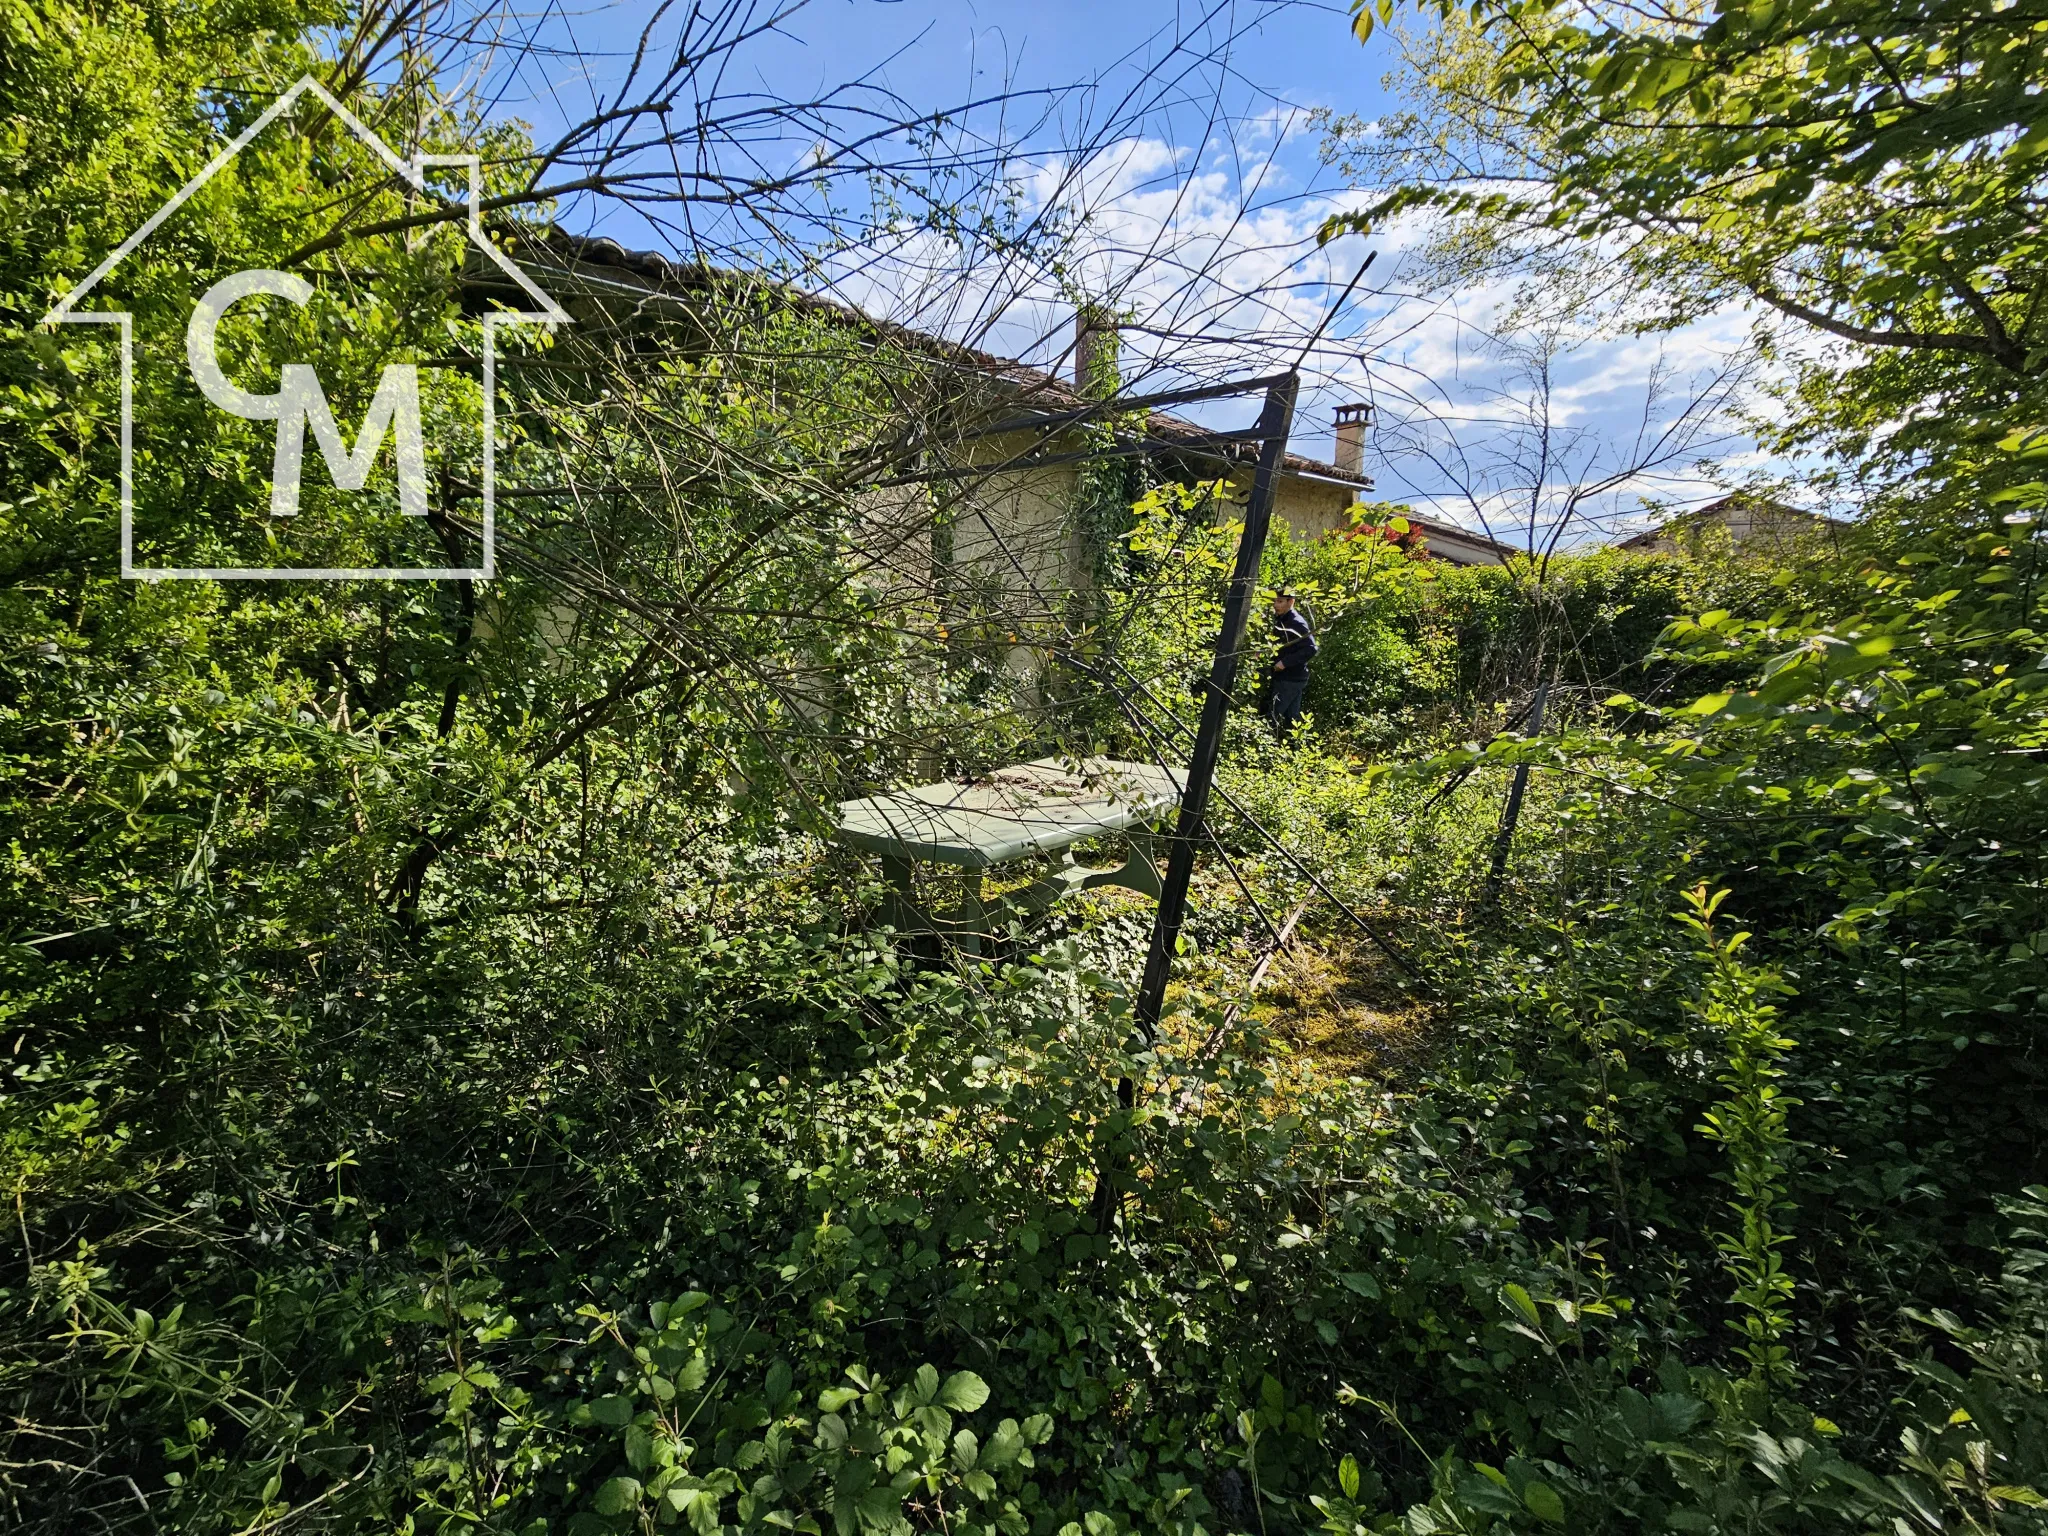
510,230,1381,490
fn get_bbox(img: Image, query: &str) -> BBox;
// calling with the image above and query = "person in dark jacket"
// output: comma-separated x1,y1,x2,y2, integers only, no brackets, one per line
1268,588,1316,734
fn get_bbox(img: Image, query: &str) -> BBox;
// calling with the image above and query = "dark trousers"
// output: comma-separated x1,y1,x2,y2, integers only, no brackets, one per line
1269,676,1307,732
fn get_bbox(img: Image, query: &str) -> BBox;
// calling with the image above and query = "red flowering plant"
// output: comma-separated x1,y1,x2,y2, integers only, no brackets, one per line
1341,512,1430,560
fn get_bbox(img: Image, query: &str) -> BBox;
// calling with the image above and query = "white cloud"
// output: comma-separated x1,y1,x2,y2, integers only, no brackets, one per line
810,120,1788,551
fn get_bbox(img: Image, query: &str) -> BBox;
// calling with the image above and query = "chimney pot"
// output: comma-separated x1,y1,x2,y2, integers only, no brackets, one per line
1075,306,1119,392
1333,402,1371,476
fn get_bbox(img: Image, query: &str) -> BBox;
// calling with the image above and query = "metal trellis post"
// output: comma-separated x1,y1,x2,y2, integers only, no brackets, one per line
1483,674,1551,907
1129,372,1299,1044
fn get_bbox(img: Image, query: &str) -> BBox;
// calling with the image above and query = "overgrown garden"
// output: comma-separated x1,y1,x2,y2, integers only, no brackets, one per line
7,0,2048,1532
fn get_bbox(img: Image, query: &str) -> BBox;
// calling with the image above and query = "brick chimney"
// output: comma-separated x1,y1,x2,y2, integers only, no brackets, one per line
1075,305,1119,393
1334,402,1371,476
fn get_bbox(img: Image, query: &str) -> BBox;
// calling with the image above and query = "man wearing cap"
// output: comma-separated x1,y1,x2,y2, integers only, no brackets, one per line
1268,588,1317,735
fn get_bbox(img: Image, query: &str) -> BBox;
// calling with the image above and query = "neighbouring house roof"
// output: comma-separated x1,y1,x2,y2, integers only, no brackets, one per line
1617,494,1850,554
1400,519,1520,566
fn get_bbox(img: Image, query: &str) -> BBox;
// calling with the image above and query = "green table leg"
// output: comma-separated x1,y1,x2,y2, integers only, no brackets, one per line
879,854,923,935
1012,855,1091,916
878,855,995,954
876,823,1165,951
1078,825,1165,899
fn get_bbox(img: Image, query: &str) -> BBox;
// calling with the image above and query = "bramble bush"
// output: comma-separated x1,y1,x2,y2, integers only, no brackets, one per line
10,2,2048,1533
1110,495,1772,754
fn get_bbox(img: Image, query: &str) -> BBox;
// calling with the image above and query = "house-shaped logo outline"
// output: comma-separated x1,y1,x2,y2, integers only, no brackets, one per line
41,74,570,582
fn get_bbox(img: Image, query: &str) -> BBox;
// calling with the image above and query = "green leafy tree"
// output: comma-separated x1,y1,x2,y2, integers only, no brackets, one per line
1323,0,2048,487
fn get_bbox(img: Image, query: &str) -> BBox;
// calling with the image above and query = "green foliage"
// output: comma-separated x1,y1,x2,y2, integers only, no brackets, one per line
1680,886,1800,1393
1322,0,2048,483
555,1321,1050,1536
1312,468,2048,1526
1069,302,1150,595
13,3,2048,1535
1114,493,1770,751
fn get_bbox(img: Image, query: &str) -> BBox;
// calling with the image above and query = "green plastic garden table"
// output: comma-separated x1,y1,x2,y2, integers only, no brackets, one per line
830,756,1183,949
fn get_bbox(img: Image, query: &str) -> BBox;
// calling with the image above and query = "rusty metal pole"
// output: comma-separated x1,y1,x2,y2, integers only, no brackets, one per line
1089,375,1299,1238
1131,373,1299,1043
1482,674,1550,908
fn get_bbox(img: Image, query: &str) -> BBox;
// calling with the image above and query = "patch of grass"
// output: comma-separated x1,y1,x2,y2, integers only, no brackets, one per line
1254,925,1436,1081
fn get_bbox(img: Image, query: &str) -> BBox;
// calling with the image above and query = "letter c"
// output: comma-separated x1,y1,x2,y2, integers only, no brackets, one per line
186,269,314,420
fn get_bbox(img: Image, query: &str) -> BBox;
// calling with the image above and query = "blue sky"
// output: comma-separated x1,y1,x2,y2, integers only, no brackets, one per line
490,1,1764,549
513,3,1387,155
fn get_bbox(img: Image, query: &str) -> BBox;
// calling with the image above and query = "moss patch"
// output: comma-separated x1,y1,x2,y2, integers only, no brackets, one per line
1251,925,1436,1081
